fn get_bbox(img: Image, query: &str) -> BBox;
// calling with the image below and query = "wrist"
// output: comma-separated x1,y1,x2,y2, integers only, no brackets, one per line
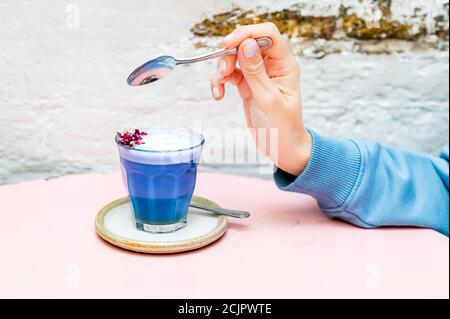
278,129,312,176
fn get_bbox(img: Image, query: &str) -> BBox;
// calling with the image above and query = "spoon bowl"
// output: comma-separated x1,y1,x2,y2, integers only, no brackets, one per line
127,56,176,86
127,37,272,86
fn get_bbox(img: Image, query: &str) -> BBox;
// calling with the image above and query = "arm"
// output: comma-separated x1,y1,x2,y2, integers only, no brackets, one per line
211,23,449,236
274,130,449,236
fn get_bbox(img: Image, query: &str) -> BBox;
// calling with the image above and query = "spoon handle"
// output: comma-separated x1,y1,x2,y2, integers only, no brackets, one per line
176,37,273,65
190,202,251,219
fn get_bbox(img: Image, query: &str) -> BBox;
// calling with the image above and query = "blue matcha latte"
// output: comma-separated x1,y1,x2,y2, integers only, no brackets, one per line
116,128,204,233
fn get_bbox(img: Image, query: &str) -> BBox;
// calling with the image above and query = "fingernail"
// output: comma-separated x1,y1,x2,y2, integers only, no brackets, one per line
217,59,227,74
224,33,234,41
243,41,257,59
212,86,220,99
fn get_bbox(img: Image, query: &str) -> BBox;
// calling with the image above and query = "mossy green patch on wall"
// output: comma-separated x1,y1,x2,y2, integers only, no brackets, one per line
192,7,336,39
192,7,337,39
340,0,426,41
342,12,418,41
191,1,448,43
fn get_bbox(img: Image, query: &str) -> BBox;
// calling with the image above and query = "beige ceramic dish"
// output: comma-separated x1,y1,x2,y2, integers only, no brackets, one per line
96,196,228,254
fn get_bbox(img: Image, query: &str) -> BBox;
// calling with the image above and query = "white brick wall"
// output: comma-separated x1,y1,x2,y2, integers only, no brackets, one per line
0,0,448,184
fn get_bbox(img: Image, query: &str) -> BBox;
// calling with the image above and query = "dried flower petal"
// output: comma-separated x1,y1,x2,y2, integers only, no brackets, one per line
117,129,148,148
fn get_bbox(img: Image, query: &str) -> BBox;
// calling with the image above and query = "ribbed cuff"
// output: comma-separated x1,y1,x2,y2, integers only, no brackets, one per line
274,130,362,209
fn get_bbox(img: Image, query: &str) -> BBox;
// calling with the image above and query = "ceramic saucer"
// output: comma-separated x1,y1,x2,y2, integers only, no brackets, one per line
95,196,228,254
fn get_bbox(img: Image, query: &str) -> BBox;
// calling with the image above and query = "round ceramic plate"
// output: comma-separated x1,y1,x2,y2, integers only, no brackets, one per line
95,196,228,254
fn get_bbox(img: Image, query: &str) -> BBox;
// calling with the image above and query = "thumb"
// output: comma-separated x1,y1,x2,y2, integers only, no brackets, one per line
238,38,276,98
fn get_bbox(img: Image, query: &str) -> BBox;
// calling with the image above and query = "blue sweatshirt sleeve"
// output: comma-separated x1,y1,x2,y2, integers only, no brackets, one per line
273,130,449,236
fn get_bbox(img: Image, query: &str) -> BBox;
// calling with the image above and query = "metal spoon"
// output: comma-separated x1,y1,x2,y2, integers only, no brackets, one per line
127,37,273,86
189,202,250,219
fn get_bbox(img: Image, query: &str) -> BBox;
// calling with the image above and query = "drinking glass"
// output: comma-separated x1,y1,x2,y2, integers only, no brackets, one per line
116,128,204,233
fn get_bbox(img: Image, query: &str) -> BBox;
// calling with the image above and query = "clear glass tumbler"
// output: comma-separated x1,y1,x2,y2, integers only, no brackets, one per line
116,128,204,233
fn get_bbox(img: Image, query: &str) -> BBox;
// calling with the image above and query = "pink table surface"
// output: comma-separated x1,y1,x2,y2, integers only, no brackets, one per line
0,172,448,299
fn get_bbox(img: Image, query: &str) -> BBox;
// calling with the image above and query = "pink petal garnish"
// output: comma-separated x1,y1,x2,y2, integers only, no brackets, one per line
117,129,148,148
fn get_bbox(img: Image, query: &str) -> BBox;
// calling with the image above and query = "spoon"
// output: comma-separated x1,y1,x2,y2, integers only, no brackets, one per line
189,202,250,219
127,37,273,86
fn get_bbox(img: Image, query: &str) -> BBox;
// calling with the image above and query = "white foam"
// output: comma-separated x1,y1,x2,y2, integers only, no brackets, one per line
117,128,204,165
135,128,203,152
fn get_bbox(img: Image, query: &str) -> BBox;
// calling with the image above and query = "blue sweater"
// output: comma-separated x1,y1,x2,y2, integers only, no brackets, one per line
274,130,449,236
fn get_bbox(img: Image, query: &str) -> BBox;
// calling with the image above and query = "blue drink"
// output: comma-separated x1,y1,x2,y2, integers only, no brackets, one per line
116,128,204,233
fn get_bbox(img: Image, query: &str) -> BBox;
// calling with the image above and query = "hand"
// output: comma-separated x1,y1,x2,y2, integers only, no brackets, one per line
210,22,312,176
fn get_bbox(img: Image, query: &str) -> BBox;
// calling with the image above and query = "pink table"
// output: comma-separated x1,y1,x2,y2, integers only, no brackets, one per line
0,172,448,298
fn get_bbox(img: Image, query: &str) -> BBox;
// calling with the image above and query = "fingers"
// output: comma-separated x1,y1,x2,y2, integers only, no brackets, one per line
210,55,236,101
211,37,277,104
210,69,253,129
229,69,252,100
216,55,236,78
237,38,277,101
210,68,252,101
223,22,291,59
210,75,224,101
